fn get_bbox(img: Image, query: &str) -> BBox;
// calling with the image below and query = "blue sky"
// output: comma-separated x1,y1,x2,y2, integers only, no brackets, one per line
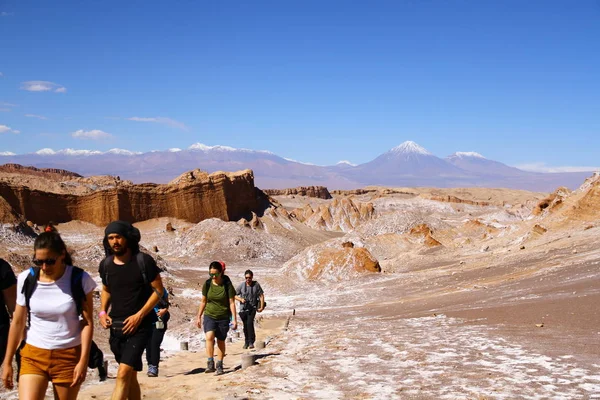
0,1,598,171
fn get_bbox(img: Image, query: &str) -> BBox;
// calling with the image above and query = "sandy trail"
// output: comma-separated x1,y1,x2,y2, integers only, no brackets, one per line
77,318,286,400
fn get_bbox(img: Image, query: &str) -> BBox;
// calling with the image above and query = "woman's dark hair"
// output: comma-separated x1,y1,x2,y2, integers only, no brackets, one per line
33,231,73,265
209,261,223,272
244,269,253,277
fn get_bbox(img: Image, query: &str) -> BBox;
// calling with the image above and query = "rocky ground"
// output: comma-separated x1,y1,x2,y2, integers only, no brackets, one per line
0,173,599,399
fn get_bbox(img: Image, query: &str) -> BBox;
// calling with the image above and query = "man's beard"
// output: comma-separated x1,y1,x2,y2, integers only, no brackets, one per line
111,245,128,256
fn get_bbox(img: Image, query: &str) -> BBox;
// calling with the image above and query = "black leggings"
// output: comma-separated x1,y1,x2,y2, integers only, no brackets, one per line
239,310,257,345
146,320,168,367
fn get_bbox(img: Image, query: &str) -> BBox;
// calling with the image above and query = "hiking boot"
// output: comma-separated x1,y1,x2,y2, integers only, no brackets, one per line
215,360,224,376
98,363,108,382
249,343,255,349
243,343,249,349
147,365,158,377
205,359,215,373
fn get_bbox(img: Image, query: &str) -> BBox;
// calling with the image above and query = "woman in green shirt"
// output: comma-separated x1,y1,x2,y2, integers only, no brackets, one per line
196,261,237,375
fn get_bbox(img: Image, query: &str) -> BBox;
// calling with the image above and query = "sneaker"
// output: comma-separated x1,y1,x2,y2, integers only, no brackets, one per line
243,343,249,349
215,360,224,376
98,364,108,382
249,343,255,349
205,359,215,373
147,365,158,377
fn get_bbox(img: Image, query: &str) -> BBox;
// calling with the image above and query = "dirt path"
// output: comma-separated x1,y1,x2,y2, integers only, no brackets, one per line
78,318,286,400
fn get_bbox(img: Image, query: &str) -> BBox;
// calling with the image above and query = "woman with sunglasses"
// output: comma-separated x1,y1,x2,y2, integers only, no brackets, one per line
195,261,237,376
1,232,96,399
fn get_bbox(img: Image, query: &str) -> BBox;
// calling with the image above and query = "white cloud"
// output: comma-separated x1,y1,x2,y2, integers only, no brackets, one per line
516,162,600,173
0,152,16,156
0,72,3,77
0,103,17,107
24,114,48,120
0,124,20,134
72,129,112,140
21,81,67,93
0,108,10,112
1,12,14,17
168,148,182,152
127,116,188,131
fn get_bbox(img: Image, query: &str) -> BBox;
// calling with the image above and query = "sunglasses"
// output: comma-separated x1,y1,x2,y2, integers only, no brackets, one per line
209,272,221,278
32,258,57,266
245,276,252,280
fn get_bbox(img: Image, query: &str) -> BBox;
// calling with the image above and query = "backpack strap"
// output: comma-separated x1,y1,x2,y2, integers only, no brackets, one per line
70,266,86,317
22,267,40,327
135,252,148,285
101,255,114,287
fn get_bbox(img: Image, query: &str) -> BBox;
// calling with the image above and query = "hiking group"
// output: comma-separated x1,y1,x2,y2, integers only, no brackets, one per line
0,220,266,400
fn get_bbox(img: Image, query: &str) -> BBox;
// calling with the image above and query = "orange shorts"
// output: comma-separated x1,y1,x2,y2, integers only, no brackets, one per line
19,343,81,384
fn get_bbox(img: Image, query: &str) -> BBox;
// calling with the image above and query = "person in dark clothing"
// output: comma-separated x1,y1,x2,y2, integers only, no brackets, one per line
98,220,164,400
0,258,17,363
145,288,169,377
89,341,107,381
235,269,264,349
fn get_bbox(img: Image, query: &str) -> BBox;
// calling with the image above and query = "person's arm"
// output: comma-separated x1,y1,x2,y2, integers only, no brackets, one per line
234,283,246,304
99,285,112,329
2,284,16,318
157,291,169,318
258,293,265,312
1,304,27,389
229,285,237,329
123,274,163,335
72,291,94,387
195,293,207,328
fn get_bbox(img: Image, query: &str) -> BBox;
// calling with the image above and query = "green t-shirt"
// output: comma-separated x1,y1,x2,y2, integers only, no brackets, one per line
202,277,235,320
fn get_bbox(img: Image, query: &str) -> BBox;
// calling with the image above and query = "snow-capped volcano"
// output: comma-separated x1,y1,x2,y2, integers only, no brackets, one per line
445,152,525,177
390,141,432,156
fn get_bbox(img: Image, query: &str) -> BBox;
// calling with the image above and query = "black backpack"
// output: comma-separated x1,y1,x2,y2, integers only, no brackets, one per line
22,266,86,327
101,252,167,308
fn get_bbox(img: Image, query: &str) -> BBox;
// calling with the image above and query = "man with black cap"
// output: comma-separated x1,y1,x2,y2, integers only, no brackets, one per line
98,220,164,400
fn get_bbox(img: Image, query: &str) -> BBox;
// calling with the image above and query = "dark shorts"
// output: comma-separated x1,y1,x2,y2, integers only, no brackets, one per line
109,324,151,372
203,315,229,341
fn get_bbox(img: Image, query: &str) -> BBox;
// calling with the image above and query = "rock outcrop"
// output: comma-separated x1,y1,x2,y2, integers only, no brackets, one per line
281,238,381,281
263,186,332,199
0,169,265,226
290,198,375,232
424,194,490,207
0,196,22,224
533,187,571,216
0,163,83,180
409,223,442,247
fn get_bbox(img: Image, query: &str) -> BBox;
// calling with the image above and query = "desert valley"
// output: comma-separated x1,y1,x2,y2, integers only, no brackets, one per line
0,161,598,400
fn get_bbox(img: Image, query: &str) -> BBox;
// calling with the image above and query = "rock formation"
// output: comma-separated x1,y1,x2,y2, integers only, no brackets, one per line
0,169,266,226
409,224,442,247
263,186,332,199
290,198,375,232
423,194,490,207
0,163,83,180
281,239,381,281
533,187,571,216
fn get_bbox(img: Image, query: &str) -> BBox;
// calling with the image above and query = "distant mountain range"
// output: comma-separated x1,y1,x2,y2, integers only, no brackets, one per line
0,141,593,192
